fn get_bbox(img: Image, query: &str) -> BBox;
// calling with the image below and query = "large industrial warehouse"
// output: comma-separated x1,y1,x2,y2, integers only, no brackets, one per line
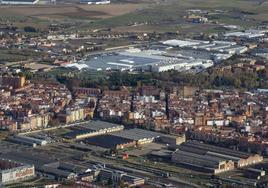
180,141,263,167
162,39,248,55
0,0,39,4
75,38,248,73
0,158,35,184
84,134,136,149
80,0,110,4
63,120,124,139
78,49,213,72
9,134,48,147
172,141,263,174
110,128,163,145
172,149,235,174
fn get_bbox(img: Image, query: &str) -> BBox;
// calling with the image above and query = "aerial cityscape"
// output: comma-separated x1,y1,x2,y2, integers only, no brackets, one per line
1,0,268,187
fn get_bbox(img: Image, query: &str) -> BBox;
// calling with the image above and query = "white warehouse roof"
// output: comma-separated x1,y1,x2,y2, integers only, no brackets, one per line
162,39,209,47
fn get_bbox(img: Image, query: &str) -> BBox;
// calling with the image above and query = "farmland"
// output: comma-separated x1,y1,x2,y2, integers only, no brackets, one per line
0,3,148,30
0,4,146,19
0,0,268,33
92,0,268,33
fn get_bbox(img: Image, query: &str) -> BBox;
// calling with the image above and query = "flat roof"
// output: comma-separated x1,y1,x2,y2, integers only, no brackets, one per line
162,39,208,47
1,0,37,1
81,53,161,70
173,149,227,168
63,128,96,139
84,135,134,149
182,141,253,159
40,166,75,178
81,50,189,71
80,0,108,2
64,121,124,138
78,120,124,131
111,128,163,141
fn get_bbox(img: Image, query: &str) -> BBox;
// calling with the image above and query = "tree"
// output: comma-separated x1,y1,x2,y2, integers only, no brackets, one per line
49,118,60,127
24,26,37,33
234,78,241,88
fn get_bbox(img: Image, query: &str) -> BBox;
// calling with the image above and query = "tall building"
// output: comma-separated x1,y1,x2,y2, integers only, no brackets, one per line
1,75,26,89
0,158,35,184
58,108,85,124
165,92,169,120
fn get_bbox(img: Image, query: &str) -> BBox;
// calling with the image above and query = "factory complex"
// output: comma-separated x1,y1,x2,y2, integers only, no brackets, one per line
60,121,184,150
223,29,268,39
74,39,248,72
0,0,39,4
172,141,263,174
162,39,248,57
77,48,213,72
0,150,145,187
80,0,110,4
0,119,265,186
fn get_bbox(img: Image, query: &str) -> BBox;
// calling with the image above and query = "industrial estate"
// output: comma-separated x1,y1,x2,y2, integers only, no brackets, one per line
1,0,268,188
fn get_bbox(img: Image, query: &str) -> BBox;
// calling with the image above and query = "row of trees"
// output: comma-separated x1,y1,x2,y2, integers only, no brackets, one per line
51,68,268,90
